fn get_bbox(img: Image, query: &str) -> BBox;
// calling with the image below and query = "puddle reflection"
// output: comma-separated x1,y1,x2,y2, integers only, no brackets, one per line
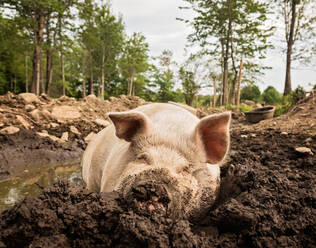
0,164,82,213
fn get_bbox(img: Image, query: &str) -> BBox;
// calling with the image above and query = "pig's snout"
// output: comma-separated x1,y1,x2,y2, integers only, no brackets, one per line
131,183,170,204
127,182,171,215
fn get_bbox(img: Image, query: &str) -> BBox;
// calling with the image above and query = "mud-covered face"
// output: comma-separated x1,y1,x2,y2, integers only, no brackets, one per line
114,145,220,218
107,109,230,218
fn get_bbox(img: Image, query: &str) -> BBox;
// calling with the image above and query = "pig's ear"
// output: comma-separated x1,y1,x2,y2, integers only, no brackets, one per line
108,111,152,142
194,112,231,164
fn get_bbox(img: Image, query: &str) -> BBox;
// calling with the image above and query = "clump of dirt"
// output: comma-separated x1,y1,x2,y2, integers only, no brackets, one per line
0,92,147,179
1,129,315,247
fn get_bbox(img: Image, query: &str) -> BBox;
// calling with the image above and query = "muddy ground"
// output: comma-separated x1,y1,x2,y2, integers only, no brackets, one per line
0,93,147,180
0,128,315,248
0,92,315,247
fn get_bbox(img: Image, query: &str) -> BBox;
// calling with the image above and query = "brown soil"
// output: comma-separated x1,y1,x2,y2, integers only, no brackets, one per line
235,91,316,135
0,128,315,248
0,92,315,247
0,93,147,180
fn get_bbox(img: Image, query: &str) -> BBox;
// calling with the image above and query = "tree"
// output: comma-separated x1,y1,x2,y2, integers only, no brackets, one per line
153,50,176,102
94,5,124,99
262,86,281,104
0,13,31,94
275,0,316,95
179,0,273,105
119,33,149,96
179,67,198,106
240,84,261,102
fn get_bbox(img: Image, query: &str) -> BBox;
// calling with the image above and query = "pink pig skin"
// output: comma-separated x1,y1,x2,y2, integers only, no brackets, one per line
82,103,231,218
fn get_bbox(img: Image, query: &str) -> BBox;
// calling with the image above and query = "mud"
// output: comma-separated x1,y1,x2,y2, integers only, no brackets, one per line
0,129,315,248
0,129,84,180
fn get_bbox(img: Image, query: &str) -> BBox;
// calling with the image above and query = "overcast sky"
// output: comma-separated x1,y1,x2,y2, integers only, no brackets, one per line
111,0,315,94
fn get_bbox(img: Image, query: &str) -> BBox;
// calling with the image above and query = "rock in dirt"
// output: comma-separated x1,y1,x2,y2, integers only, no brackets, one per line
60,132,69,142
295,147,314,155
25,104,35,112
29,109,41,121
50,123,59,128
51,106,81,121
16,115,31,129
70,125,81,135
0,126,20,135
36,131,60,142
41,109,52,120
18,93,40,104
94,118,110,127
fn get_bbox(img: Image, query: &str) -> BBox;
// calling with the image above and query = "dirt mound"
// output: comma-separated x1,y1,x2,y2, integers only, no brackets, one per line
237,90,316,134
0,93,147,179
1,129,315,247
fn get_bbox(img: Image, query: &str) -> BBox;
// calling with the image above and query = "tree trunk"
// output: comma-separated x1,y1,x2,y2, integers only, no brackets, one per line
284,0,297,95
31,11,45,95
59,17,66,96
61,48,65,96
220,38,225,106
40,58,45,94
45,15,52,94
222,0,232,106
195,87,199,107
13,74,16,93
236,59,243,106
82,53,86,98
25,54,28,93
100,46,105,99
89,51,93,95
213,77,216,107
128,70,135,96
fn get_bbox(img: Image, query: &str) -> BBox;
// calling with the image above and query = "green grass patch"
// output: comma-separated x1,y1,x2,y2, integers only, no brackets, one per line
225,104,253,112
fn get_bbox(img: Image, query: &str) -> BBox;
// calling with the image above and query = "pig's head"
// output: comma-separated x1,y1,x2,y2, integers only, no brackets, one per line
108,110,231,219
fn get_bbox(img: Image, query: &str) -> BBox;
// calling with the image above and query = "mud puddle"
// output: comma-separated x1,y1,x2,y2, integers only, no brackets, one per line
0,163,82,213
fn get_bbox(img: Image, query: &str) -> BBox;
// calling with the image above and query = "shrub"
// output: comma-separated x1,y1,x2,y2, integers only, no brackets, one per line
262,86,281,104
240,84,261,102
225,104,252,112
274,85,306,116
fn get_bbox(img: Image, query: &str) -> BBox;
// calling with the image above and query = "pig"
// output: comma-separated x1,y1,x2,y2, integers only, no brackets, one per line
82,103,231,218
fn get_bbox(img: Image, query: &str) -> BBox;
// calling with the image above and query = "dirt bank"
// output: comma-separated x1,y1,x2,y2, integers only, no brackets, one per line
0,93,147,180
0,128,315,247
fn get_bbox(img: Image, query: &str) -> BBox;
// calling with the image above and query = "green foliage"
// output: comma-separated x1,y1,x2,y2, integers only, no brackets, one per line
179,66,199,106
262,86,281,104
198,95,213,107
274,85,306,116
119,32,149,95
240,84,261,102
180,0,274,102
225,104,252,112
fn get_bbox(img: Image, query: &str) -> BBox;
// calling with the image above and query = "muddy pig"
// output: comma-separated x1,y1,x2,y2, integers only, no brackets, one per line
82,103,231,218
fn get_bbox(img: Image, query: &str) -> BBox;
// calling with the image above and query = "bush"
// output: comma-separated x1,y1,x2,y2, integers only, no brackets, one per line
262,86,281,104
274,85,306,116
240,84,261,102
225,104,252,112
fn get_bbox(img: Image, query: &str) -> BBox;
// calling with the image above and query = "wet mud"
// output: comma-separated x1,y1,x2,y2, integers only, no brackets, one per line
0,129,84,180
0,129,315,248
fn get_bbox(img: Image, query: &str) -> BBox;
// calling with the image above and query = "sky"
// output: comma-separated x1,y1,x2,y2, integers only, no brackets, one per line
110,0,316,94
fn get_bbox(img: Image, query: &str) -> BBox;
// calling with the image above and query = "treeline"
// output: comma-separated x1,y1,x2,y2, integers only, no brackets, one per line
0,0,315,106
0,0,151,99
